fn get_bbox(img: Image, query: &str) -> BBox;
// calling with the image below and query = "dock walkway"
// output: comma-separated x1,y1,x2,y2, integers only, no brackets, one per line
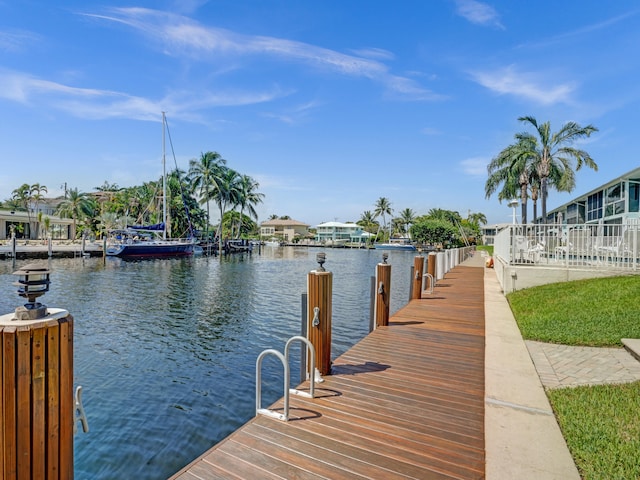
171,261,486,479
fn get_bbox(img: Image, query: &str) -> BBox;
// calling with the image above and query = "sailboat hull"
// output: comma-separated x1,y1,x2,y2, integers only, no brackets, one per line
106,240,194,258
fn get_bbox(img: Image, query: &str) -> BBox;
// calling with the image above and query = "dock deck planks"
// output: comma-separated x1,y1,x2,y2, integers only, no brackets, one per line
171,264,485,479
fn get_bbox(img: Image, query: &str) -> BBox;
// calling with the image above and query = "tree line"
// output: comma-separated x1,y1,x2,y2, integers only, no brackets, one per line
357,196,487,247
1,151,264,244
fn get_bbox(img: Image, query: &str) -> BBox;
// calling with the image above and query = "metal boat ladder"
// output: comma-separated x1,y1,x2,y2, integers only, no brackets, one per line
255,335,319,421
423,272,435,294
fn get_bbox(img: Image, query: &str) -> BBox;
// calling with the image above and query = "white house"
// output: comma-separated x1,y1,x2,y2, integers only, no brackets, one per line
315,221,370,244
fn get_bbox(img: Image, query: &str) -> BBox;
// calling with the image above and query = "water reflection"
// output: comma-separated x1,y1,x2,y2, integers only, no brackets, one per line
0,248,419,479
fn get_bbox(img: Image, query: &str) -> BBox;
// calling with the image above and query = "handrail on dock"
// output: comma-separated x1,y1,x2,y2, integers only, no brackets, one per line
255,335,317,422
256,349,289,421
422,272,435,294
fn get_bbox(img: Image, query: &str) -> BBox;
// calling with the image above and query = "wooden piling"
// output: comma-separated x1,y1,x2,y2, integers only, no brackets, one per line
427,252,436,289
411,256,424,300
1,311,74,480
374,262,391,328
307,270,332,376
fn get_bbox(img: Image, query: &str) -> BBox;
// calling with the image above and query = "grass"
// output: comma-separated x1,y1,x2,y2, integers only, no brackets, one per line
548,382,640,480
506,275,640,346
507,275,640,479
476,244,493,256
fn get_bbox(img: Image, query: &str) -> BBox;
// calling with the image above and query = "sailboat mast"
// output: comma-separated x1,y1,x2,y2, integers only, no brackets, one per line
162,111,167,240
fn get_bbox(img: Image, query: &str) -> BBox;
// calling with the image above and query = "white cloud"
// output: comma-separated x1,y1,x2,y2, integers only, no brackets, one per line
470,65,575,105
0,30,38,52
83,7,439,101
0,69,286,121
461,157,487,176
350,47,395,61
454,0,504,29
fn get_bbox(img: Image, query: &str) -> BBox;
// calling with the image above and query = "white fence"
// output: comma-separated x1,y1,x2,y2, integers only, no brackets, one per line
494,221,640,271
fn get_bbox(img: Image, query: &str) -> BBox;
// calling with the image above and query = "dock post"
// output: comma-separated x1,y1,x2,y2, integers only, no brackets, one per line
374,253,391,328
427,252,436,290
1,263,86,479
300,292,308,383
307,253,332,376
411,256,424,300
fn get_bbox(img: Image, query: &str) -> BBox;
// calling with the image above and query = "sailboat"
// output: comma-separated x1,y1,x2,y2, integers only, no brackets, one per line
106,113,195,258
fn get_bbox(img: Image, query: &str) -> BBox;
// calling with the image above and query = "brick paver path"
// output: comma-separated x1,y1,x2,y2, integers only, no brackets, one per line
526,340,640,389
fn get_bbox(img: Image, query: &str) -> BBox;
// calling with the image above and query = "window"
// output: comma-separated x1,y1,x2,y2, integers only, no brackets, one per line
587,191,603,221
629,182,640,213
604,182,625,217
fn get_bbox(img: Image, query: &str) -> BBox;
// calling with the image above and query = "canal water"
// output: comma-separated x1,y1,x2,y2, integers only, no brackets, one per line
0,247,419,479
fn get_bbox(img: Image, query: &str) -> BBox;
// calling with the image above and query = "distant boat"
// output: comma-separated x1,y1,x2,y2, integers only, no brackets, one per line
106,113,195,258
374,238,417,251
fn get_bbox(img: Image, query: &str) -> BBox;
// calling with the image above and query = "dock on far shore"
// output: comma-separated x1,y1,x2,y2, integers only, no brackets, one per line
0,241,103,259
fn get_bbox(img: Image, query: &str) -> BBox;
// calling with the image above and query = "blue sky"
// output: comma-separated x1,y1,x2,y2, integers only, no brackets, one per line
1,1,639,227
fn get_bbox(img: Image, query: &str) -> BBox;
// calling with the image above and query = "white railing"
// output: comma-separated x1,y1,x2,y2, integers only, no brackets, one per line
494,221,640,270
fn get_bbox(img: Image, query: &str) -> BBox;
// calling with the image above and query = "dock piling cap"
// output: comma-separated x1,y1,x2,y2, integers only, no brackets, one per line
13,262,51,277
13,262,51,297
12,262,51,320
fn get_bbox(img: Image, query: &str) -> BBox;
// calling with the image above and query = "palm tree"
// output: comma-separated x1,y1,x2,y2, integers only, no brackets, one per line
486,138,537,224
234,174,264,238
30,183,47,239
10,183,49,239
188,151,227,239
397,208,416,238
208,166,241,251
10,184,32,235
427,208,462,224
357,210,378,245
467,212,487,227
56,188,92,239
517,116,598,222
98,212,122,233
374,197,393,241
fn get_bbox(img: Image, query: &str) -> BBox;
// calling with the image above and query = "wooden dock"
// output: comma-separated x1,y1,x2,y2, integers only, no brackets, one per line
171,263,485,479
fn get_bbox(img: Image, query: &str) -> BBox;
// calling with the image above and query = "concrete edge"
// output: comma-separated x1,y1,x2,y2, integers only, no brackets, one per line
622,338,640,362
483,263,581,480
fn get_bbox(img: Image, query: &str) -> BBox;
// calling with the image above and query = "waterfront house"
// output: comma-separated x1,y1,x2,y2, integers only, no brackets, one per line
259,218,310,243
315,221,371,245
492,166,640,292
544,166,640,226
481,223,511,246
0,209,74,241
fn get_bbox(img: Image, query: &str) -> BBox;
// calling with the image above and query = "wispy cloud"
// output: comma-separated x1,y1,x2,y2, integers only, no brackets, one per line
461,157,487,176
470,65,575,105
262,100,322,125
454,0,504,29
0,69,284,121
349,47,395,61
0,29,39,52
518,9,640,49
83,7,439,101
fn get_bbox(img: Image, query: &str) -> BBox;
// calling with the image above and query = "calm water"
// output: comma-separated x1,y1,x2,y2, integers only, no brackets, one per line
0,247,418,479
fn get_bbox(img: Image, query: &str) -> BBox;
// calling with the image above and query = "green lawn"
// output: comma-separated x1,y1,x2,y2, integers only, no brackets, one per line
507,275,640,346
548,382,640,480
476,244,493,256
507,275,640,479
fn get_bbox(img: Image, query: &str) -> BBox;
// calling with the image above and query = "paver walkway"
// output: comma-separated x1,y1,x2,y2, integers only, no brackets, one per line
526,340,640,389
